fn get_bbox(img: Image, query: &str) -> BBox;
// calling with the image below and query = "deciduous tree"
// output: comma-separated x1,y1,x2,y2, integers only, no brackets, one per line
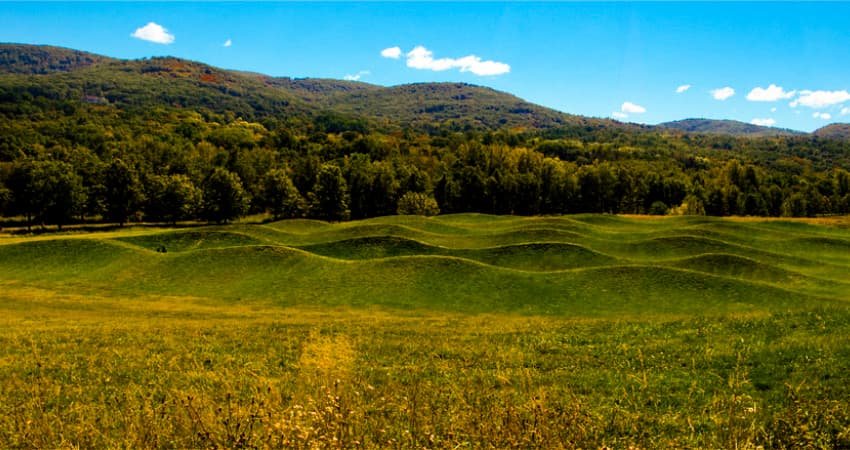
202,168,249,224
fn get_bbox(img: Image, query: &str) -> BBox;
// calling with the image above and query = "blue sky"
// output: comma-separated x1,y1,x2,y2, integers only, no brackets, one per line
2,2,850,132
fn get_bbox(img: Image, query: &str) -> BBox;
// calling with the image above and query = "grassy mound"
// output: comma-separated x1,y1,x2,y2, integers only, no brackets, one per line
116,229,269,252
0,238,147,281
453,242,619,271
664,253,801,283
298,237,617,271
3,214,850,449
297,236,444,259
0,213,847,315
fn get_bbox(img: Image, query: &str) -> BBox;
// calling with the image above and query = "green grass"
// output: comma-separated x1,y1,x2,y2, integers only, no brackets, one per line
1,214,849,448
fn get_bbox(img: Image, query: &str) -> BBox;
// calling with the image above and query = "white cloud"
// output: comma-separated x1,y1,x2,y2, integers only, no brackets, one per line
842,107,850,116
612,112,628,119
750,118,776,127
380,46,402,59
746,84,795,102
343,70,370,81
401,46,510,76
223,39,232,48
676,84,691,94
131,22,175,44
771,107,777,113
791,90,850,108
711,87,735,101
813,112,832,120
621,101,646,114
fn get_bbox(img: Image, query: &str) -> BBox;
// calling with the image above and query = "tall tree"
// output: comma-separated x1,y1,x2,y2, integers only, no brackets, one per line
0,184,11,219
310,164,350,222
104,158,143,226
7,160,86,230
161,174,202,224
261,168,304,220
202,168,249,224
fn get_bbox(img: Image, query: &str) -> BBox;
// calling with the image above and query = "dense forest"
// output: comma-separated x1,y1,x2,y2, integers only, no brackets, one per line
2,44,850,229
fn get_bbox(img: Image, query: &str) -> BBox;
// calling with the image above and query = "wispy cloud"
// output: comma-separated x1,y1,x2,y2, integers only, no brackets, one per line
791,90,850,108
131,22,174,45
676,84,691,94
746,84,795,102
344,70,370,81
842,107,850,116
751,118,776,127
813,112,832,120
380,47,402,59
621,101,646,114
612,112,628,119
223,39,232,48
401,46,510,76
711,87,735,101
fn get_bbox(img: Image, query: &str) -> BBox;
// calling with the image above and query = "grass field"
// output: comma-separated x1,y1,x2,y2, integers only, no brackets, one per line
1,214,849,448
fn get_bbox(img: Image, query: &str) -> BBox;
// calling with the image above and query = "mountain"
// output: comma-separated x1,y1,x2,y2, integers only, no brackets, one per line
0,43,632,133
1,44,846,141
813,123,850,140
0,44,111,74
3,45,850,226
658,119,805,137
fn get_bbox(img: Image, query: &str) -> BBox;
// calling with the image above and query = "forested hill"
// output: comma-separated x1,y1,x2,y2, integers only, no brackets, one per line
658,119,805,137
2,43,850,229
2,44,844,137
814,124,850,140
0,43,623,132
0,44,111,74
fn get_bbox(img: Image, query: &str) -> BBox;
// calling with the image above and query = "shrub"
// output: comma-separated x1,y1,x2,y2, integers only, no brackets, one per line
397,192,440,216
648,201,668,216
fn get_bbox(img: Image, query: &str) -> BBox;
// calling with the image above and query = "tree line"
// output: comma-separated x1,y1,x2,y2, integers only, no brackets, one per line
1,108,850,229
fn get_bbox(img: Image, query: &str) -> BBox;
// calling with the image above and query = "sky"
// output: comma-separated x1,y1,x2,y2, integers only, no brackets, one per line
2,2,850,132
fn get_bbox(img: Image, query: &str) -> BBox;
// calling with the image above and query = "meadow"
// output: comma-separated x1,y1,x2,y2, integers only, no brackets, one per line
1,214,849,449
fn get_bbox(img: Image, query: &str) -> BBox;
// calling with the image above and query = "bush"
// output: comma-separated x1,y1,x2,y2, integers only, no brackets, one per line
397,192,440,216
648,201,668,216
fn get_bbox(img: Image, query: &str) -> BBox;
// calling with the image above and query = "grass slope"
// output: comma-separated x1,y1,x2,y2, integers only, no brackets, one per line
2,214,850,448
1,213,847,315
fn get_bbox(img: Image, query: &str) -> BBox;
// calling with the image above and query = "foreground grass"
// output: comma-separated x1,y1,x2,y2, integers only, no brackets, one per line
1,214,849,448
1,297,849,449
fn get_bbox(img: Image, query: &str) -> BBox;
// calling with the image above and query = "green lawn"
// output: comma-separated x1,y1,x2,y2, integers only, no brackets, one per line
1,214,849,448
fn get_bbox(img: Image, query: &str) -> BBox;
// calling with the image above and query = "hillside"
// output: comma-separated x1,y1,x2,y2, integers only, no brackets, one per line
0,44,111,74
658,118,805,137
3,43,850,229
814,123,850,140
2,214,850,448
0,43,613,132
2,213,849,316
4,44,849,139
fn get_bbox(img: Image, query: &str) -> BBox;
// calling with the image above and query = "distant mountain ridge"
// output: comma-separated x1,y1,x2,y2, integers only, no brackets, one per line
0,44,110,74
813,124,850,140
0,43,625,133
0,43,847,138
658,119,806,137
